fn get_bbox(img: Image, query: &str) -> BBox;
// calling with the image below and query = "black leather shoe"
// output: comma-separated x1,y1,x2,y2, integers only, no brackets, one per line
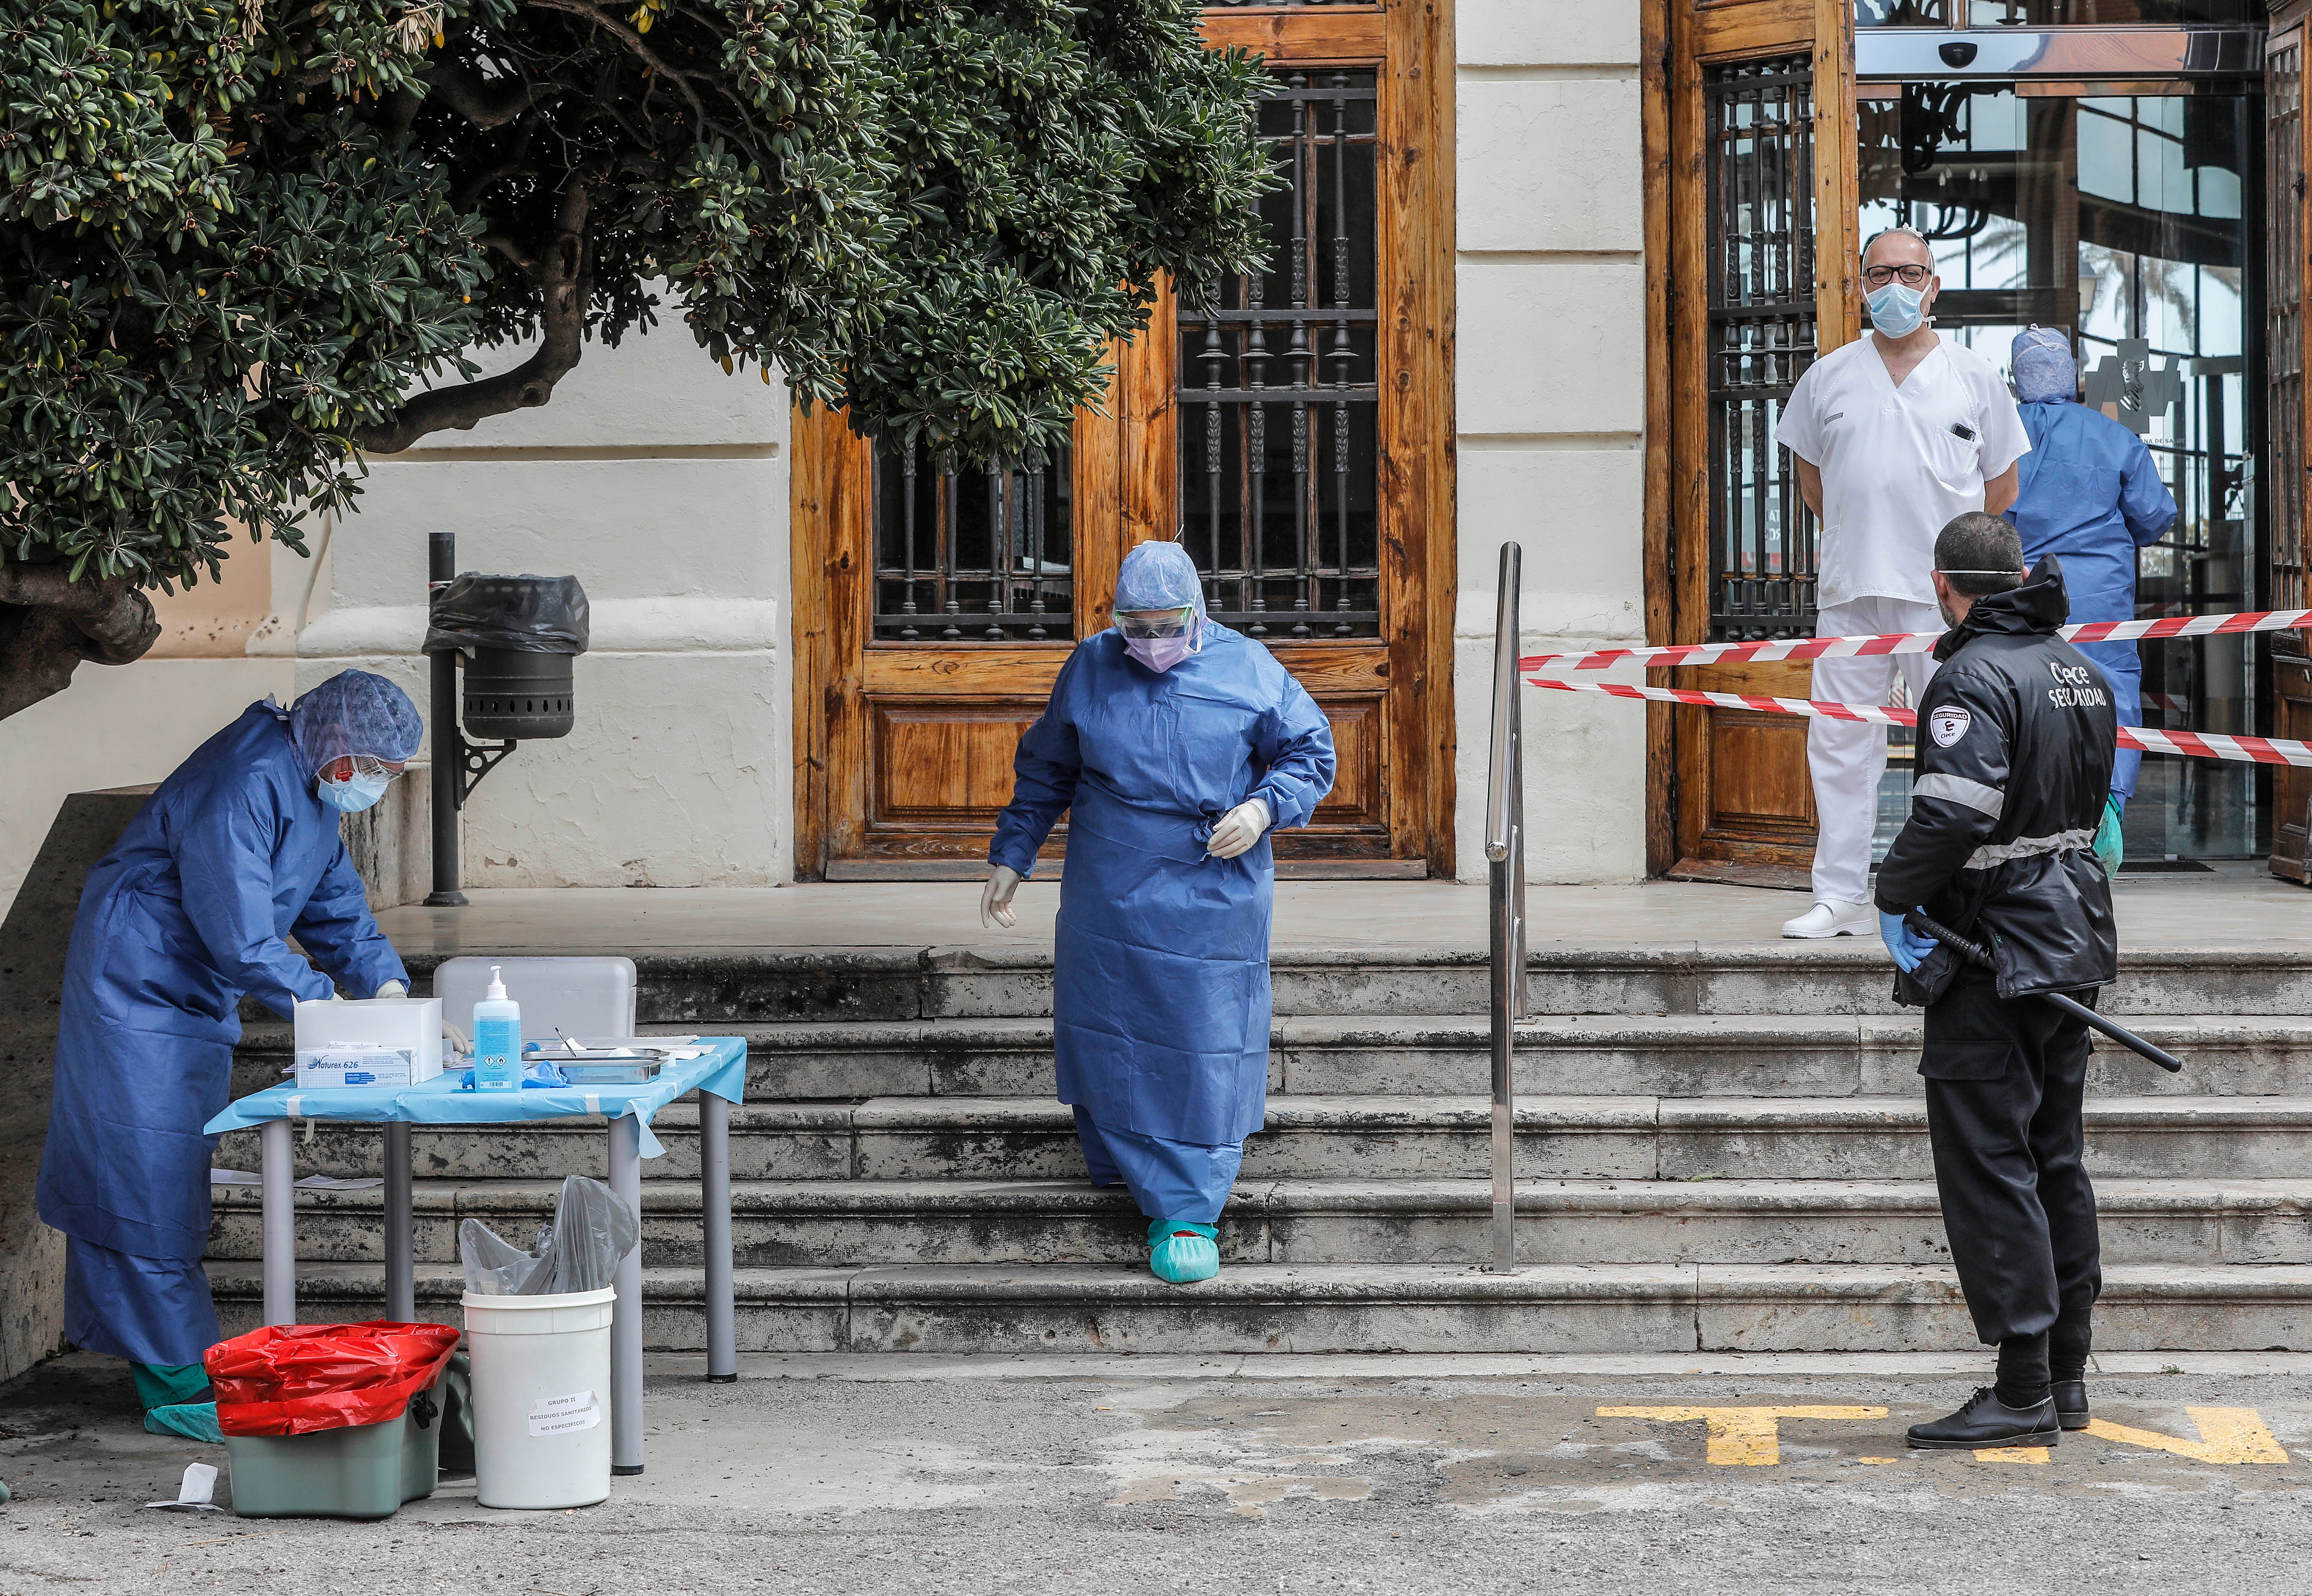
1906,1387,2059,1450
2053,1380,2089,1431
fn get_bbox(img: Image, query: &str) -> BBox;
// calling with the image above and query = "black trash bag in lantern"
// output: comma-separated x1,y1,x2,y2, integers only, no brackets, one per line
422,574,589,740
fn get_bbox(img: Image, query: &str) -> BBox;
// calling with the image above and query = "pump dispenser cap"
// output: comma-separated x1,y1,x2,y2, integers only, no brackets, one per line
486,965,507,1000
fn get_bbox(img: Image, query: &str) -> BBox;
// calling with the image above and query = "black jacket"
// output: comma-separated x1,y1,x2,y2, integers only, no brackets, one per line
1874,557,2119,1000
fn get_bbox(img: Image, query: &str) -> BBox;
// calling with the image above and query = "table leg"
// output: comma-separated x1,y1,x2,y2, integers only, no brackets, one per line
384,1122,415,1323
261,1118,296,1328
609,1114,645,1476
702,1094,736,1382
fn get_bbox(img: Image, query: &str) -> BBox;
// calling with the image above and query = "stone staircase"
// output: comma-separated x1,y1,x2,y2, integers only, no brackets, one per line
205,943,2312,1354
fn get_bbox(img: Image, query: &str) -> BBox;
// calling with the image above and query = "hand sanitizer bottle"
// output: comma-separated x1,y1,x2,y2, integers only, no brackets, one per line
472,966,522,1092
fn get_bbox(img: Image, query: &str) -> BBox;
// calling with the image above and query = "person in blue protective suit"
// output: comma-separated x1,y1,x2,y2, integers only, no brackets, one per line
2001,326,2179,875
980,541,1336,1285
36,669,424,1425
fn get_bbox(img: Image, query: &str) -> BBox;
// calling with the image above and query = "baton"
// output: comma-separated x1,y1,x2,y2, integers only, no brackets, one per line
1903,911,2185,1074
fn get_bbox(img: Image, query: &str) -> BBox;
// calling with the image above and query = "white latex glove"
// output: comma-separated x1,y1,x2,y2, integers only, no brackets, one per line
376,980,408,1000
1205,797,1272,860
981,865,1022,929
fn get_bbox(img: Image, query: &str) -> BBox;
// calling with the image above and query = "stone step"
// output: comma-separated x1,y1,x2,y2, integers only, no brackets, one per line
203,1259,2312,1353
205,1174,2312,1270
227,1014,2312,1101
387,945,2312,1022
209,1093,2312,1186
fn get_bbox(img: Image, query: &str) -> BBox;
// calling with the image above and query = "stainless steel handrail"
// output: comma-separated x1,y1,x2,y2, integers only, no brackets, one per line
1483,542,1529,1274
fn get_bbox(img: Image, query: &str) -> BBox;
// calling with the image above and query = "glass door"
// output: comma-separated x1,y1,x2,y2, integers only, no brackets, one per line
1856,78,2267,865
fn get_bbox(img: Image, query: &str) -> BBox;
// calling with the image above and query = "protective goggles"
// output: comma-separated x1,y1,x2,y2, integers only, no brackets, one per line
323,755,408,782
1117,607,1195,639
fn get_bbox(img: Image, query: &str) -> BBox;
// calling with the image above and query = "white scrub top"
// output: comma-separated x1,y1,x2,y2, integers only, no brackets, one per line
1776,334,2030,609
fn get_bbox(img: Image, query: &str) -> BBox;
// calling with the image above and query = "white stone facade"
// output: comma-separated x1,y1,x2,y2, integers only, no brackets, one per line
0,0,1654,907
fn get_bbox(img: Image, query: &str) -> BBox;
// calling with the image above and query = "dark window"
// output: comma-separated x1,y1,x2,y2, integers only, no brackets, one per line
1705,55,1820,641
1177,69,1381,639
2272,42,2308,625
1856,1,2259,23
872,443,1074,642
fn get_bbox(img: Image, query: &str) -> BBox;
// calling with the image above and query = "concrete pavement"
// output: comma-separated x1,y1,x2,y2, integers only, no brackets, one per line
6,1351,2312,1594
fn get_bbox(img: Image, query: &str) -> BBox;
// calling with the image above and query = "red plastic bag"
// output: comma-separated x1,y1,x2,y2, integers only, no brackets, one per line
206,1322,462,1438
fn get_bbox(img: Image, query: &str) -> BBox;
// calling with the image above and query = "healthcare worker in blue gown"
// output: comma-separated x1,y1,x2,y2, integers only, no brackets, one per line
36,669,423,1417
980,541,1336,1285
2002,326,2179,874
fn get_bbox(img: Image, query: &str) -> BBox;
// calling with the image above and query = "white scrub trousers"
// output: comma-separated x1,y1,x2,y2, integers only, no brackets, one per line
1807,596,1943,905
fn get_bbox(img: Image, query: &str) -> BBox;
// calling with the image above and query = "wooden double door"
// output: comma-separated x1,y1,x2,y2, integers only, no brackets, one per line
790,2,1454,882
1658,0,2311,885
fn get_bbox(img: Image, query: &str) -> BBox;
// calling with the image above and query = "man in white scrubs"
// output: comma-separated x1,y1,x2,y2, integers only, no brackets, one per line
1774,226,2031,938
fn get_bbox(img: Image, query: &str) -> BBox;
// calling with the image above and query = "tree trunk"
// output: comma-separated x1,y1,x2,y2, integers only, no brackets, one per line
0,566,163,723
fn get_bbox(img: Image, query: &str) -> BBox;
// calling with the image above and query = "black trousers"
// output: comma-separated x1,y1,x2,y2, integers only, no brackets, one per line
1921,961,2103,1347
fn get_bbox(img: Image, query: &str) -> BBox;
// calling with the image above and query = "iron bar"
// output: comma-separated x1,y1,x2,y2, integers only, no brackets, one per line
1027,451,1049,640
899,443,920,639
940,452,962,640
985,467,1008,640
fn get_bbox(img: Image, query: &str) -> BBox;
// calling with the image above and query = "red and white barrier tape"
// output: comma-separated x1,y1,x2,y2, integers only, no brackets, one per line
1521,607,2312,674
1525,676,2312,769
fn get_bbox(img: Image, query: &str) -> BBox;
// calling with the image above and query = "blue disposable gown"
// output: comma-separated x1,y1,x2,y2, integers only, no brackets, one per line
2005,399,2179,801
36,702,408,1364
990,625,1335,1222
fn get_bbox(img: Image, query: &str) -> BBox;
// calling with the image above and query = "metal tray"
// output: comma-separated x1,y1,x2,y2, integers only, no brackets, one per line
554,1058,665,1085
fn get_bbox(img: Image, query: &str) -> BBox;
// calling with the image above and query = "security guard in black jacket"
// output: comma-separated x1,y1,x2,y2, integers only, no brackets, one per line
1874,512,2119,1452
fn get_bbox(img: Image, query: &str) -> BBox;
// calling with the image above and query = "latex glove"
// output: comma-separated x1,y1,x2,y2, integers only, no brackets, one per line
1878,909,1938,974
981,865,1022,929
375,979,408,1000
2092,793,2125,880
1205,798,1272,861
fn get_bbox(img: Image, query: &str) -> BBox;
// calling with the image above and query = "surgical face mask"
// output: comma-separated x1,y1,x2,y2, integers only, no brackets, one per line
317,772,391,813
1126,633,1194,673
1866,282,1927,338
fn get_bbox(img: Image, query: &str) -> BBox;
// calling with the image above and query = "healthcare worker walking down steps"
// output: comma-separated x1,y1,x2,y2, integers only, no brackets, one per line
36,670,423,1423
981,541,1336,1285
2002,326,2178,876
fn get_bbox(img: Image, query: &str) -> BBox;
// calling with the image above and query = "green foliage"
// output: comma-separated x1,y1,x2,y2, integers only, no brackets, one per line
0,0,1272,598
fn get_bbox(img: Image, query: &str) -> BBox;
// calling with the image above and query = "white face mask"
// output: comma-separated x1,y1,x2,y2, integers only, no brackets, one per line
1867,282,1927,338
317,771,391,813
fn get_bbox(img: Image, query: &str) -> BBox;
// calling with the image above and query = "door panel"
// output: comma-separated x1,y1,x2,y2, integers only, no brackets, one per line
1665,0,1858,886
793,1,1451,881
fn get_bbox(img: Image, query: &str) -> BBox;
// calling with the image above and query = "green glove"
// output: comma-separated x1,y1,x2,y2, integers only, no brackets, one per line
2092,793,2125,880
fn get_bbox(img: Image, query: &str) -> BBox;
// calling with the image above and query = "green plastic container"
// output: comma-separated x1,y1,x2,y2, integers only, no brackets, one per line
223,1379,445,1520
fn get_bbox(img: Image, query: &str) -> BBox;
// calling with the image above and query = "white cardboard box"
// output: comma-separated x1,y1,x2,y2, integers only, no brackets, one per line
291,996,445,1084
296,1047,423,1089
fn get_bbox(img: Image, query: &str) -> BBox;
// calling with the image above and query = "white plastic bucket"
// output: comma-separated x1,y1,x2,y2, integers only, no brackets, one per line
462,1286,615,1509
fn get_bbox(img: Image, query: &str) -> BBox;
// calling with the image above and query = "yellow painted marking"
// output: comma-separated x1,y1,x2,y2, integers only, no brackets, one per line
2083,1407,2288,1465
1594,1406,1888,1466
1973,1446,2050,1464
1856,1457,1900,1465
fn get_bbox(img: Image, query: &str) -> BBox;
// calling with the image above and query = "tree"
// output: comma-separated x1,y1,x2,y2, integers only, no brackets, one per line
0,0,1271,718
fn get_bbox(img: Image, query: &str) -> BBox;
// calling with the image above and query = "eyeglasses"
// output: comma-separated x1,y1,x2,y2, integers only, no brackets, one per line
322,755,408,783
1118,608,1194,640
1863,264,1932,288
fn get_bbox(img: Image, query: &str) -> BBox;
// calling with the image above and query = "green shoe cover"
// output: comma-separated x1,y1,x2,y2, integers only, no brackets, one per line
1147,1220,1220,1285
143,1401,222,1444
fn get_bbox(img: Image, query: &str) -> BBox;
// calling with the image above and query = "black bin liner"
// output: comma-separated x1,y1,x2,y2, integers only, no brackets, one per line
425,574,587,740
424,573,589,656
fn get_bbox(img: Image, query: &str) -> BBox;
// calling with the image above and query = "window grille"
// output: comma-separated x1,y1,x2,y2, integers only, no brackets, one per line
2272,41,2309,635
1705,55,1821,641
1177,69,1381,639
872,444,1074,642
